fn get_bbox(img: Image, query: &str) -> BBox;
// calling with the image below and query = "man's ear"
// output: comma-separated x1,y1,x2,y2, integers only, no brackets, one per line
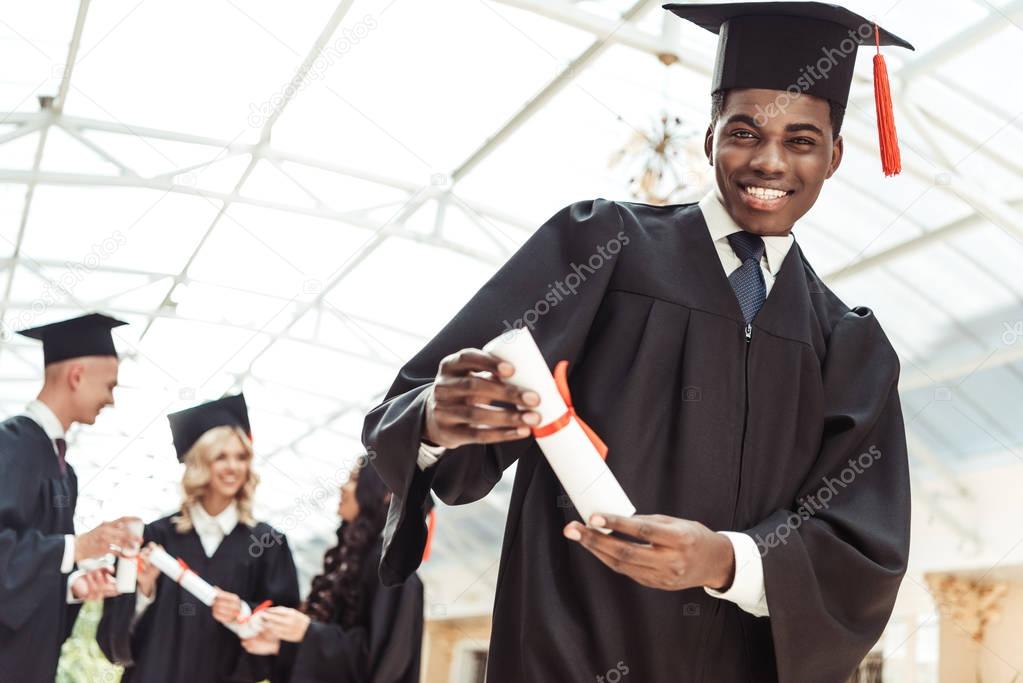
825,135,844,179
66,362,85,391
704,124,715,165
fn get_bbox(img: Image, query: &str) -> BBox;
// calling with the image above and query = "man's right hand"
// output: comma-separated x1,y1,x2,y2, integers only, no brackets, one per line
75,517,143,563
423,349,542,449
136,543,162,598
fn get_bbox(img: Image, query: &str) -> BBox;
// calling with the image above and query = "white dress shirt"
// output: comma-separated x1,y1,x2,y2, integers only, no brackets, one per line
415,190,794,618
20,400,84,604
696,188,791,619
135,501,239,617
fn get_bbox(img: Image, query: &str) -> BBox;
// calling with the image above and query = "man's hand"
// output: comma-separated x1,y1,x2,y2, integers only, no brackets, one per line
75,516,143,563
211,589,243,624
71,567,119,601
259,606,311,643
136,543,162,598
564,514,736,591
423,348,542,449
241,634,281,655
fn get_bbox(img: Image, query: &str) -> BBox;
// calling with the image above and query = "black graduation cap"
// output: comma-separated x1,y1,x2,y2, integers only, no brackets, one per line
663,2,914,175
167,393,251,462
17,313,128,365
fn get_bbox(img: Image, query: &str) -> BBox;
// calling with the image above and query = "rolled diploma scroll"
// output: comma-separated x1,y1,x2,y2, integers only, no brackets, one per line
115,519,145,594
483,327,635,528
147,546,264,638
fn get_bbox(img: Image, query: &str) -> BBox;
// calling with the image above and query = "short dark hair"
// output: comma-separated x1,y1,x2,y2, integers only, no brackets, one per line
710,89,845,139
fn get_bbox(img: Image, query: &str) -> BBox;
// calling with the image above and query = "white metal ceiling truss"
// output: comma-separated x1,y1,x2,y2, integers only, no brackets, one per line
3,0,1020,551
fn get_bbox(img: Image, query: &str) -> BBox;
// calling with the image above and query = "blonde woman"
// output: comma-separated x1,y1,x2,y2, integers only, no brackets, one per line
97,394,299,683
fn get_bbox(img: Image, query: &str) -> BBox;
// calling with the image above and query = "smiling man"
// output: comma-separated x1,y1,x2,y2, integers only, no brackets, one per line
364,3,914,682
0,312,142,682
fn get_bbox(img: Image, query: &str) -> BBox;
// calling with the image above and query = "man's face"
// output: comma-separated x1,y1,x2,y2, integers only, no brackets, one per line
704,88,843,236
72,356,119,424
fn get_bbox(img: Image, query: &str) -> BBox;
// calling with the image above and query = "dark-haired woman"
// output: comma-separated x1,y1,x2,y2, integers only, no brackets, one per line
242,463,425,683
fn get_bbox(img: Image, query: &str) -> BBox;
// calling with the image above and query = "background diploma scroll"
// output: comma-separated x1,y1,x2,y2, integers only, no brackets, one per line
483,327,636,528
147,546,266,638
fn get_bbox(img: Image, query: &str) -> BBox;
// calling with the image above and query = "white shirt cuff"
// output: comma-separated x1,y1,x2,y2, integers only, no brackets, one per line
66,569,86,604
134,585,156,623
704,531,769,618
62,535,76,573
417,441,446,470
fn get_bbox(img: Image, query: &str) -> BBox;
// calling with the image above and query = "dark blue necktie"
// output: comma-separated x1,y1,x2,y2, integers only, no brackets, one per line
55,437,67,476
726,231,767,324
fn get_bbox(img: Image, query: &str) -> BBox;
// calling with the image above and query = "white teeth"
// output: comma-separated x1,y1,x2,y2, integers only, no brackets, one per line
744,185,787,200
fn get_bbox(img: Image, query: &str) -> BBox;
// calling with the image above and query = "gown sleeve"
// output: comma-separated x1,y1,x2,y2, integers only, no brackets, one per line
289,571,424,683
744,308,911,683
229,527,301,683
96,521,162,666
0,451,68,631
362,199,628,585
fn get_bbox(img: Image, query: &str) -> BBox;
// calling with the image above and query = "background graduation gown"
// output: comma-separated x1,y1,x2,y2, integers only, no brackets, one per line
287,540,424,683
96,514,300,683
363,199,911,683
0,415,82,682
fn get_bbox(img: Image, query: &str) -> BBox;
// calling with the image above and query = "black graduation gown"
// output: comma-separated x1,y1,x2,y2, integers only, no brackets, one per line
287,541,424,683
96,514,300,683
363,199,911,683
0,415,82,682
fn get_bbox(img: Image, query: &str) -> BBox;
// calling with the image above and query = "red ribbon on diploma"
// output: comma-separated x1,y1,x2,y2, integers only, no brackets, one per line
530,360,608,460
238,600,273,624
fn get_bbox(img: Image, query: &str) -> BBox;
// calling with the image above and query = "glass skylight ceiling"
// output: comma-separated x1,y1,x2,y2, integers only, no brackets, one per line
2,0,1021,611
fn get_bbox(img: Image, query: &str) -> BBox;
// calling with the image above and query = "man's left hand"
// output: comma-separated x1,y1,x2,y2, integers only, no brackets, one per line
564,514,735,592
71,567,119,601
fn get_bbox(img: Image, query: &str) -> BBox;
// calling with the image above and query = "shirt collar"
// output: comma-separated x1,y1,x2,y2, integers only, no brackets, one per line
189,501,239,537
22,400,66,442
698,187,795,277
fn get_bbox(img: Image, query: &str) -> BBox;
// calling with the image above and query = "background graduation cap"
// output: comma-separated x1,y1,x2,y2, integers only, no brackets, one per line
167,393,251,462
663,1,915,176
17,312,128,366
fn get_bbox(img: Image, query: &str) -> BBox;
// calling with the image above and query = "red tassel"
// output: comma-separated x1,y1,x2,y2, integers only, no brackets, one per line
422,508,437,562
873,24,901,177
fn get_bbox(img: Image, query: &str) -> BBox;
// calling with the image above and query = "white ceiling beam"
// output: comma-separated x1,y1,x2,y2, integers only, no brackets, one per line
0,111,538,231
452,0,671,183
0,298,407,368
917,107,1023,180
258,0,356,140
0,115,53,347
0,121,42,146
492,0,708,68
899,343,1023,393
840,123,1023,242
57,119,139,176
0,169,506,265
824,198,1023,281
895,0,1023,82
53,0,91,112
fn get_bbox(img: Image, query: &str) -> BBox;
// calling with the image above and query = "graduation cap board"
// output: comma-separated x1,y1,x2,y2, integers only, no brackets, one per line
167,394,251,462
663,2,914,176
17,313,128,366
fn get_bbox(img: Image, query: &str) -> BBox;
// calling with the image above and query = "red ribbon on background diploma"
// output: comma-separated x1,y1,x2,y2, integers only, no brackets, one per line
175,557,191,584
530,360,608,460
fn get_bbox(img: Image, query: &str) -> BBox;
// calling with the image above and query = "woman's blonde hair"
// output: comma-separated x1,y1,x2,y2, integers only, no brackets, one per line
173,425,259,533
